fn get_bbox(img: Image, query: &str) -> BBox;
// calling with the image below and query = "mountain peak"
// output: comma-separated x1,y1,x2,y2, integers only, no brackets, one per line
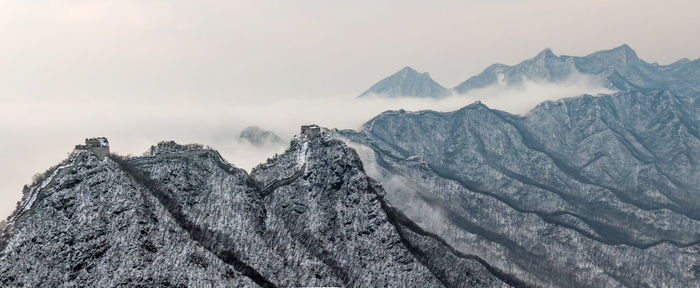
453,44,664,94
239,126,284,146
613,43,634,52
591,44,639,61
453,47,567,94
1,134,508,287
398,66,419,74
358,66,448,98
612,44,637,57
535,48,556,59
396,66,432,78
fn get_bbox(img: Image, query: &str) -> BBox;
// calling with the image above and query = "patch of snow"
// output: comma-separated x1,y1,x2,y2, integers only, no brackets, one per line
497,73,506,84
296,140,308,170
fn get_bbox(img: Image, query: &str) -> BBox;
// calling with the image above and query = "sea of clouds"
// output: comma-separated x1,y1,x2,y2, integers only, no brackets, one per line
0,72,614,219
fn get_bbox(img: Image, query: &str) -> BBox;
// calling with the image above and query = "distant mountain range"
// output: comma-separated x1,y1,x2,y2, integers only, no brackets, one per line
360,45,700,98
2,45,698,287
339,45,700,287
336,88,700,287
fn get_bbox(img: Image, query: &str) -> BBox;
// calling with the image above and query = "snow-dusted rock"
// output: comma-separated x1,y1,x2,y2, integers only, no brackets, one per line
335,89,700,287
0,137,509,287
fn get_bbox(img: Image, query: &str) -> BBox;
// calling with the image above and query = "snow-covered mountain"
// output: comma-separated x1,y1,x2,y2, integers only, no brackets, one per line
0,136,512,287
455,44,700,96
358,66,450,98
335,89,700,287
2,45,699,287
361,45,700,99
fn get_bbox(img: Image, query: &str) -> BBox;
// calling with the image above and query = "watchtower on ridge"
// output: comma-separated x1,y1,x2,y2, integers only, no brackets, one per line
75,137,110,159
300,125,321,138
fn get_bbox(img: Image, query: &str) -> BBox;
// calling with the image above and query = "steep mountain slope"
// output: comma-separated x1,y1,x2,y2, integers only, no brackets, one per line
0,137,510,287
359,66,450,98
335,89,700,287
453,48,579,92
0,149,258,287
454,45,700,98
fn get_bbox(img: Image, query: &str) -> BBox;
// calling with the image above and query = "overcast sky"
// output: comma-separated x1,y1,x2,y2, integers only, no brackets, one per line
1,0,699,219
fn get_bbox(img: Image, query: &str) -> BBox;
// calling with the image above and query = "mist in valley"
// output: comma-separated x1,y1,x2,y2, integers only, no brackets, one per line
0,73,614,219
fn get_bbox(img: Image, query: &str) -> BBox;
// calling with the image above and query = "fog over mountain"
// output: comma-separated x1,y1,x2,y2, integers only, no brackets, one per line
454,44,700,95
0,69,616,219
0,44,691,222
361,45,700,99
2,0,699,220
2,42,699,286
238,126,285,147
332,47,700,286
336,89,700,287
2,2,700,286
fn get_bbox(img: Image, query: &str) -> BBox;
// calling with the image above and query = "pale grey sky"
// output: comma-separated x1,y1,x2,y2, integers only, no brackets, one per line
1,0,699,219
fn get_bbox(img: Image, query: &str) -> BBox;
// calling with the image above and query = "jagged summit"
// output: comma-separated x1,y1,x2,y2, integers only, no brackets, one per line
358,66,449,98
361,45,699,99
452,47,576,93
534,48,556,59
607,44,638,58
581,44,641,67
0,129,510,287
453,44,699,95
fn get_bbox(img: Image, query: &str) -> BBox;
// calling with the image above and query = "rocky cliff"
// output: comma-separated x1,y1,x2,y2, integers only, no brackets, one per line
0,135,512,287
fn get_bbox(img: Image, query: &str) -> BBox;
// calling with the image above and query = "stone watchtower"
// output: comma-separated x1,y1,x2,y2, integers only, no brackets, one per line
300,125,321,138
75,137,110,159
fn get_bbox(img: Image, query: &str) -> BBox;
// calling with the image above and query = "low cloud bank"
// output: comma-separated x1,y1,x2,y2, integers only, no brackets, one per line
0,73,613,219
453,71,616,114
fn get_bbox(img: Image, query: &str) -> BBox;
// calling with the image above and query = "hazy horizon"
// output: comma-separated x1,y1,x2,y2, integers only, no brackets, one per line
2,0,699,219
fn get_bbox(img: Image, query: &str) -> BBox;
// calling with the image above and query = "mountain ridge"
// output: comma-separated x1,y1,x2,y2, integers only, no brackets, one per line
361,45,700,99
335,88,700,287
0,135,512,287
